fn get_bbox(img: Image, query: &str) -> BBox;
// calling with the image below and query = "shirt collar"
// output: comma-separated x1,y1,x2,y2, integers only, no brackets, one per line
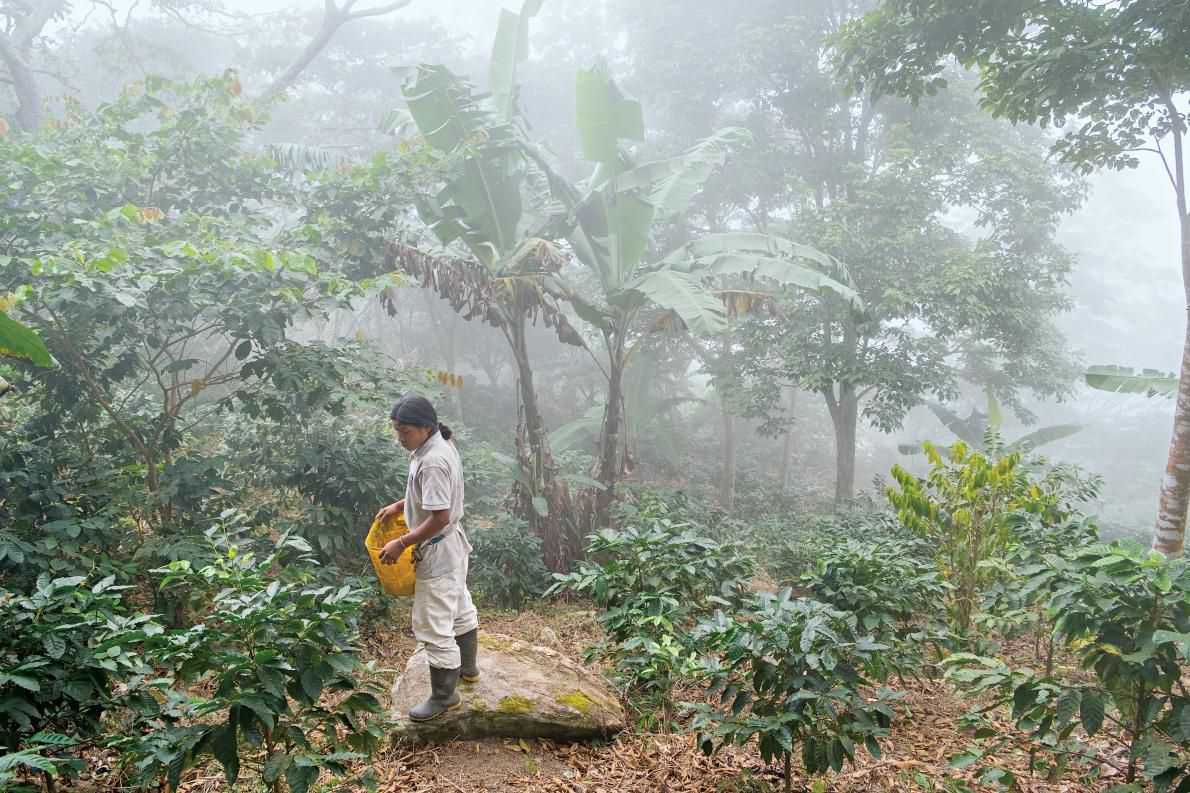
411,431,441,461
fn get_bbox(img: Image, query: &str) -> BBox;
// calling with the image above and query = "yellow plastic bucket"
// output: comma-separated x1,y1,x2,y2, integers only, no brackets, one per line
365,512,416,596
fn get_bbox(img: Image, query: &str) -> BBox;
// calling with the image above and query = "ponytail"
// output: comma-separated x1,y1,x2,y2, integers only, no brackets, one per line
438,422,454,441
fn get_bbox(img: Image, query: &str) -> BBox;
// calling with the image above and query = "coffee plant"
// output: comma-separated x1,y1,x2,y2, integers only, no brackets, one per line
801,539,951,676
112,520,387,793
690,591,899,793
945,541,1190,790
550,515,754,696
0,573,163,789
888,441,1029,635
467,514,552,610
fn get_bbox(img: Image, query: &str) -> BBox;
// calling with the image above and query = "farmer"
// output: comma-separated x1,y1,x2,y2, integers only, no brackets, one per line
376,393,479,722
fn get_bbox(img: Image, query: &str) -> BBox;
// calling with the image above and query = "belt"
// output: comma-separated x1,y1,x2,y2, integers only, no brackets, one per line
426,527,456,546
412,527,455,561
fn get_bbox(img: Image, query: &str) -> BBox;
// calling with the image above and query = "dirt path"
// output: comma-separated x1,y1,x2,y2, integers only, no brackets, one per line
343,604,1118,793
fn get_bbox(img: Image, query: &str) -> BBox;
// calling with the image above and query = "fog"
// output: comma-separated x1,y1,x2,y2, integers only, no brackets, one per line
8,0,1186,537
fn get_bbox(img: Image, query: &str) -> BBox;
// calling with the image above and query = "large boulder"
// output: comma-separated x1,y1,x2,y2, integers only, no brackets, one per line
389,632,626,743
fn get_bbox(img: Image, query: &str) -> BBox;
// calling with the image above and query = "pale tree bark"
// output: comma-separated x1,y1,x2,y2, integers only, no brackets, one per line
259,0,413,103
825,384,858,505
0,0,69,132
1153,97,1189,557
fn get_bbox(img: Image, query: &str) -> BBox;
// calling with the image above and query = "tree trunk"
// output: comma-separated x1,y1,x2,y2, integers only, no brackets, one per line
826,385,858,505
0,34,42,132
593,334,627,527
1154,210,1190,556
509,315,575,570
720,408,737,510
779,387,797,493
0,0,70,132
260,19,339,103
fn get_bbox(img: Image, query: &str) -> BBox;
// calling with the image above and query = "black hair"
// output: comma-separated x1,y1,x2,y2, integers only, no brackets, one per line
390,393,453,441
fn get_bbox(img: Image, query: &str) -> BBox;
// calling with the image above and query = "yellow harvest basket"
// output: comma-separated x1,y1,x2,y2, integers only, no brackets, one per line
365,512,416,596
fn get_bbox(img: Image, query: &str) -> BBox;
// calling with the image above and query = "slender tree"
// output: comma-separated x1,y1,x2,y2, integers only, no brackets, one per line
841,0,1190,553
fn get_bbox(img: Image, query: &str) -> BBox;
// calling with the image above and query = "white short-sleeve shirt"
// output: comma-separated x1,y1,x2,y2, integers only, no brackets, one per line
404,430,471,580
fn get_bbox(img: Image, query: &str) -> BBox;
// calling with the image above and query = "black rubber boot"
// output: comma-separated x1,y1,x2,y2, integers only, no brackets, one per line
456,628,480,683
408,666,461,722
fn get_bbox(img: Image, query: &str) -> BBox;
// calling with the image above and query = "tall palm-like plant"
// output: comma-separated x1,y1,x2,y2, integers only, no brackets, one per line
898,391,1081,456
539,66,862,522
397,20,862,544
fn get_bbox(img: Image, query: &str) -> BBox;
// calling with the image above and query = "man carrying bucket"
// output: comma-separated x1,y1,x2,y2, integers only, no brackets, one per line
376,393,480,722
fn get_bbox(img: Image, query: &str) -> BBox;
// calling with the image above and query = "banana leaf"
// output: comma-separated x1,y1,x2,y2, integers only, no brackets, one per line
0,312,53,367
1085,365,1178,397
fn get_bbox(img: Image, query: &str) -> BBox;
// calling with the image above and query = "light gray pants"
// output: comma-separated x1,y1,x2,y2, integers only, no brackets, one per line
411,556,479,668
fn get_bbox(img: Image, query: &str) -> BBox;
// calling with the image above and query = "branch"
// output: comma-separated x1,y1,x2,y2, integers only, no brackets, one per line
1157,87,1187,218
13,0,68,51
344,0,412,19
42,305,151,461
1152,138,1179,193
257,0,412,102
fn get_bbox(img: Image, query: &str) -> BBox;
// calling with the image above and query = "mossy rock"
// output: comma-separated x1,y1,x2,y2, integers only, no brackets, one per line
390,632,626,743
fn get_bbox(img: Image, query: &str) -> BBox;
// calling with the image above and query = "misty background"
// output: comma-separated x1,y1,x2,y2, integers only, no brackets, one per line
10,0,1182,534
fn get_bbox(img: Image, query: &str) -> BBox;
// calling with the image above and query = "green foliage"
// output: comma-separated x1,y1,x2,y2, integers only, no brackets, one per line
468,514,552,611
887,442,1028,635
801,539,950,675
0,574,162,783
766,501,914,583
0,431,142,589
945,541,1190,789
0,733,80,792
690,591,899,792
0,74,386,543
0,312,52,368
899,392,1081,457
236,409,407,561
841,0,1190,176
979,511,1100,664
1085,366,1179,398
114,517,386,793
0,71,402,793
550,504,754,695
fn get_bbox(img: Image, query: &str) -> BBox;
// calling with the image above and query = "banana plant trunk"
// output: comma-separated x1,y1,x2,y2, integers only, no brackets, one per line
508,314,576,571
594,331,627,527
1154,208,1190,556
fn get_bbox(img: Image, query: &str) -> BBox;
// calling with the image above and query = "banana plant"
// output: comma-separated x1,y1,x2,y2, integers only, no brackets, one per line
391,0,588,569
536,65,862,521
898,391,1081,456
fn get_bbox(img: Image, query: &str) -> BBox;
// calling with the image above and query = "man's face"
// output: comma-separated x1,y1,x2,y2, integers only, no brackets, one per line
393,420,431,451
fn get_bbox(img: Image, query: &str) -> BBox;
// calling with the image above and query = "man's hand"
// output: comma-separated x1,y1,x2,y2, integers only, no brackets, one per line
379,537,406,564
374,499,405,523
